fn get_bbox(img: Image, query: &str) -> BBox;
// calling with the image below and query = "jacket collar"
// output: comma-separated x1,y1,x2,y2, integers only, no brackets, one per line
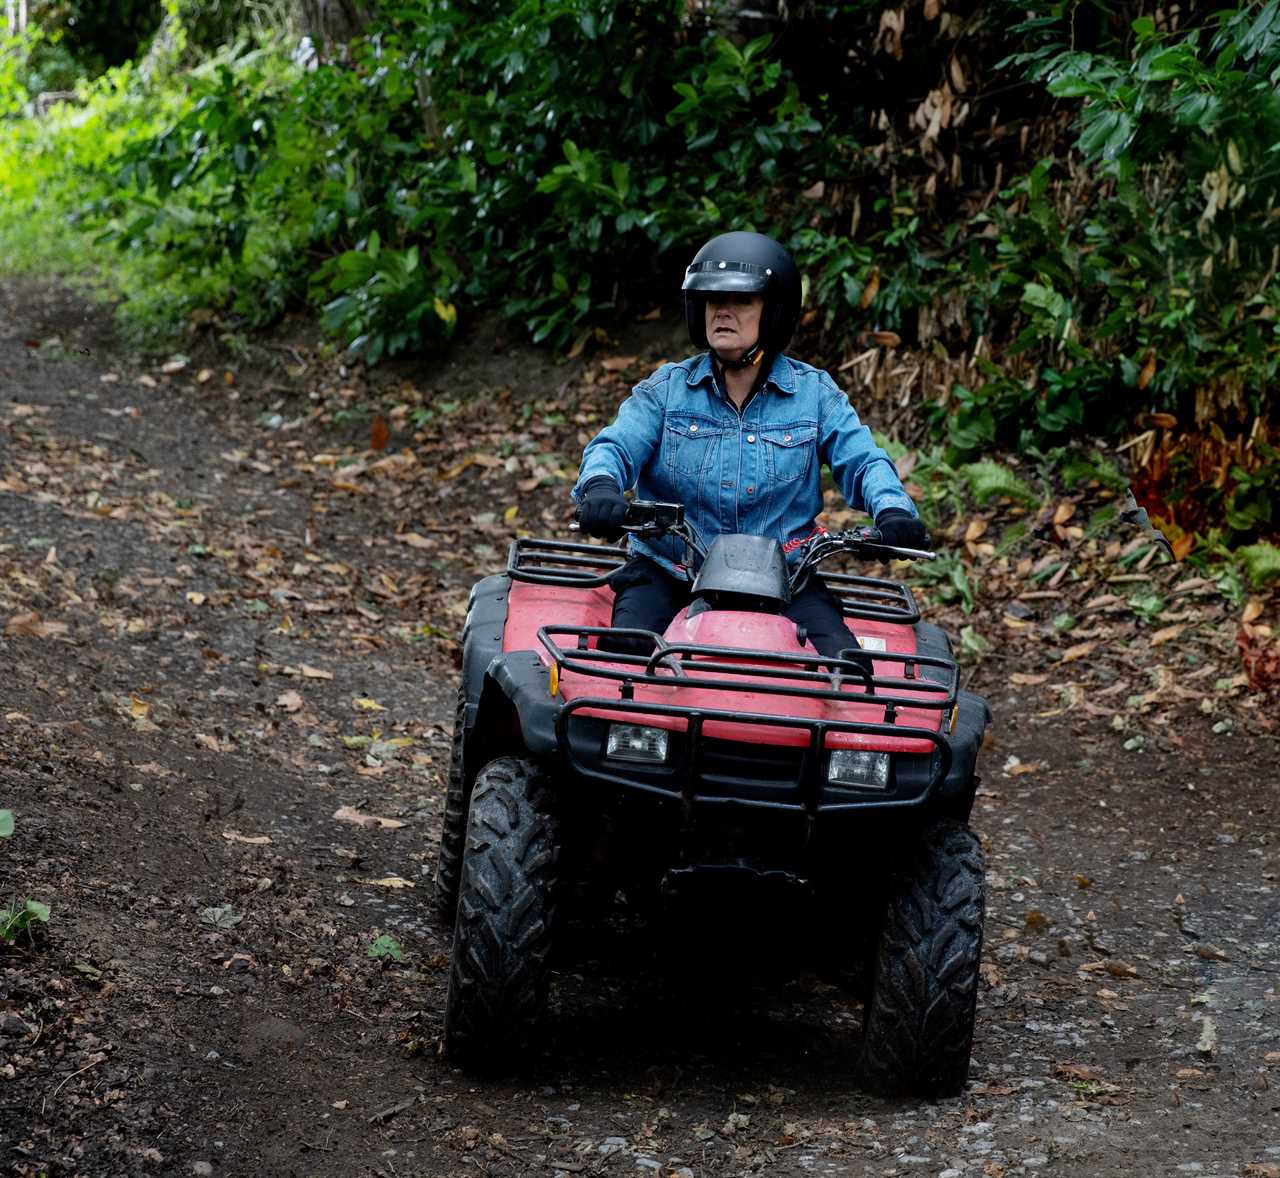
689,351,796,395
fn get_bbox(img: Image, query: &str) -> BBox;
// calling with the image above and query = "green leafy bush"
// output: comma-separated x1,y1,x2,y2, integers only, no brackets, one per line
0,0,1275,543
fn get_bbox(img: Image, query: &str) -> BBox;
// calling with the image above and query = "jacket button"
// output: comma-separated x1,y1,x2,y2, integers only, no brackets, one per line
747,486,754,494
747,434,755,443
690,424,698,432
784,433,792,442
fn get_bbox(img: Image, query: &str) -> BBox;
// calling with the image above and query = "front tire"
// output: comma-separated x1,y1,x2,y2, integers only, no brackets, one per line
432,686,470,925
858,821,985,1098
442,756,559,1069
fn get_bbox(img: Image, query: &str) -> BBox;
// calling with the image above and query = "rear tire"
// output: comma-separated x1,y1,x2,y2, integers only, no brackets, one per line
858,821,984,1098
432,687,470,925
443,756,559,1069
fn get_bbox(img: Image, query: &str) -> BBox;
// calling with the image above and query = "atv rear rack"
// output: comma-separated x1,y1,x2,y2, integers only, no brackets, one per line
510,538,923,625
822,572,921,624
508,537,627,586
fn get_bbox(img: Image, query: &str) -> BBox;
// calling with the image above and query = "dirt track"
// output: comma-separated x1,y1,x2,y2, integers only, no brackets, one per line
1,281,1278,1178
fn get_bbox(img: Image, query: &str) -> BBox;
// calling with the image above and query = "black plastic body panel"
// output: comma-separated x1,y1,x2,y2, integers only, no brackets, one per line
461,574,511,715
691,534,791,606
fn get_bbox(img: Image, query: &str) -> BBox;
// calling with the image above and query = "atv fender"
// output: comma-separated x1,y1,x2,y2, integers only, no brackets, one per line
485,651,559,757
460,572,512,716
459,573,559,762
936,688,991,809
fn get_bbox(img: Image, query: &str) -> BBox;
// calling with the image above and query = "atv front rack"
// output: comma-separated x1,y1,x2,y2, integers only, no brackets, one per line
507,537,627,586
537,626,959,811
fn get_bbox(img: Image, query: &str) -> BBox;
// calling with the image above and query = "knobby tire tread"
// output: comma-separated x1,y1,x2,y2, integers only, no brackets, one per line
859,820,985,1098
432,686,470,924
443,756,559,1069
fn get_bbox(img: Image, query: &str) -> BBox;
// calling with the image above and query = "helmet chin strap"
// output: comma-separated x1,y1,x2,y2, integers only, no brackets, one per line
714,339,765,370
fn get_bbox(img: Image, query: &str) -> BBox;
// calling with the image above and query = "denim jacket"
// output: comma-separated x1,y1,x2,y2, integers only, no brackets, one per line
573,351,917,577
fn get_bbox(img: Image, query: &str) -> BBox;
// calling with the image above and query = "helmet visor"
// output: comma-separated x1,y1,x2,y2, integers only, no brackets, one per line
682,259,771,294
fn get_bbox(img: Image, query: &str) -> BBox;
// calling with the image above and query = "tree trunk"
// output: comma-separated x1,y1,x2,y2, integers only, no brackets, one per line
295,0,371,57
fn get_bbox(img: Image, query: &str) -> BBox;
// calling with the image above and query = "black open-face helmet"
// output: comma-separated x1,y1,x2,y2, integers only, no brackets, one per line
682,231,802,362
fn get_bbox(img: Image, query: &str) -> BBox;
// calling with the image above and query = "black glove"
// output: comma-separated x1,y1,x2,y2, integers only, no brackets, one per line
875,508,930,550
577,477,629,541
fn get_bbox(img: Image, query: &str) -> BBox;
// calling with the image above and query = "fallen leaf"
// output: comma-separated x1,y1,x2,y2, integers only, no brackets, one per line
870,330,901,348
370,414,390,452
186,591,207,605
199,904,242,929
5,612,69,638
276,690,304,712
195,733,230,752
1010,672,1049,686
1243,599,1265,625
396,532,435,549
1060,640,1098,663
356,876,415,889
353,697,386,712
134,761,171,776
1193,943,1230,962
1075,873,1093,889
284,664,333,680
333,805,407,830
1150,624,1185,646
1079,959,1139,978
1025,909,1051,929
1052,501,1076,525
222,831,273,846
600,354,638,372
1003,757,1043,776
160,356,188,375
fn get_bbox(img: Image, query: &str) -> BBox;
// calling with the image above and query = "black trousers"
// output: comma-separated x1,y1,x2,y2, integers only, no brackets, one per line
603,555,861,660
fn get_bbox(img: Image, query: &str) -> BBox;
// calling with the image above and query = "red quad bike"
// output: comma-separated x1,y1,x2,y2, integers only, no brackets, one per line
434,502,991,1097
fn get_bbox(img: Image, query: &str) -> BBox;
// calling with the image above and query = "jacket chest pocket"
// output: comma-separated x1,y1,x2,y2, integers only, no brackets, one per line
663,418,725,477
761,426,817,483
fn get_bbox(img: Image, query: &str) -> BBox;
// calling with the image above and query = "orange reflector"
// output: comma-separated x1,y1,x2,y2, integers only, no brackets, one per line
548,661,560,697
949,704,958,733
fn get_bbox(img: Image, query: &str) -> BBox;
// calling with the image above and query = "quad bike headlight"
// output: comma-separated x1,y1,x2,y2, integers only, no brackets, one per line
828,749,891,790
606,724,670,764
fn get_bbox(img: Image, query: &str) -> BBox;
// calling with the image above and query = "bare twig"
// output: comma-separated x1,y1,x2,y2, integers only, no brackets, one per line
42,1059,104,1116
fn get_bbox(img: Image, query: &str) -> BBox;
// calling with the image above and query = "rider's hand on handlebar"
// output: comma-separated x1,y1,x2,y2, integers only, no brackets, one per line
577,478,629,541
874,508,931,550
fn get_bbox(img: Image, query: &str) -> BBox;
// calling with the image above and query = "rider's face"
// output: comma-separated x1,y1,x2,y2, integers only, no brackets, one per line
704,293,764,361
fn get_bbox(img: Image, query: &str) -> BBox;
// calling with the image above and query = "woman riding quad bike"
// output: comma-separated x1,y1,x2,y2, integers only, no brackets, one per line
433,234,990,1098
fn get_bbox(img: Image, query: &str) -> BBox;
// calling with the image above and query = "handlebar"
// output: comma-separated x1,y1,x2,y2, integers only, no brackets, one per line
571,501,934,585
